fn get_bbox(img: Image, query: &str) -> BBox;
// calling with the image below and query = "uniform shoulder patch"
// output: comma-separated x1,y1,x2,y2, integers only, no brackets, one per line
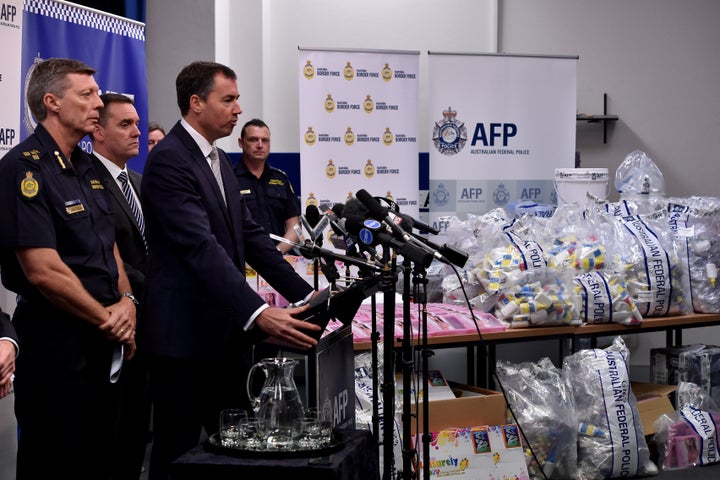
20,171,40,199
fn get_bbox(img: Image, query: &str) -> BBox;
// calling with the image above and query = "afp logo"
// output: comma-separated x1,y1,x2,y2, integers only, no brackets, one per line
432,107,467,156
0,127,16,147
1,3,17,23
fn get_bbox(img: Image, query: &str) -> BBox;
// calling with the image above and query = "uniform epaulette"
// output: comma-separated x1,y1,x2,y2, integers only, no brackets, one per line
268,165,289,178
21,149,41,160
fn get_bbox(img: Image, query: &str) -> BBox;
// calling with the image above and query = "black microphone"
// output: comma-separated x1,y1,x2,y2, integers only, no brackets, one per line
269,233,383,272
389,211,440,235
342,215,433,268
305,204,320,228
356,189,457,266
330,203,345,219
355,189,409,242
342,197,368,219
304,204,323,246
342,215,403,250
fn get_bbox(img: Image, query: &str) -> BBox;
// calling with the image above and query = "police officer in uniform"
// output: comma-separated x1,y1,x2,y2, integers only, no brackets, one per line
234,119,301,254
0,58,137,480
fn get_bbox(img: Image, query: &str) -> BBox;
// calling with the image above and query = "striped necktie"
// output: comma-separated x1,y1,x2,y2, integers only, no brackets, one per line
117,171,147,249
209,146,226,204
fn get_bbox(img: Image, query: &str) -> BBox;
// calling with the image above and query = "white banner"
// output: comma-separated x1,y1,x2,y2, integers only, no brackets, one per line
0,0,22,156
0,0,23,314
298,48,419,217
427,53,577,234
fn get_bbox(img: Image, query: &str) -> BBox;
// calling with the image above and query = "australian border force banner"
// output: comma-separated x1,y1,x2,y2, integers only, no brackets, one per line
21,0,148,171
428,52,577,235
299,48,419,217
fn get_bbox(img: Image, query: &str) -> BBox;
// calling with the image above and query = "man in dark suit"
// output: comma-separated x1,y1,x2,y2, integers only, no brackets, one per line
90,93,150,480
140,61,321,480
0,306,18,399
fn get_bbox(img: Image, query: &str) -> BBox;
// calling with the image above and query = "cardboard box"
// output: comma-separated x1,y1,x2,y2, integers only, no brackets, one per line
632,382,676,435
411,381,507,435
412,424,529,479
395,370,457,403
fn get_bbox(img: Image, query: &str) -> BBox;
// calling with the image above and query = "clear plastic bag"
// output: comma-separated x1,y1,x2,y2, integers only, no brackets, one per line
614,149,665,197
496,357,578,479
654,381,720,470
562,336,657,479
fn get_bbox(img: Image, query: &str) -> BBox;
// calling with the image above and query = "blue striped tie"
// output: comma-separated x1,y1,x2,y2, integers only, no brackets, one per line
117,171,147,249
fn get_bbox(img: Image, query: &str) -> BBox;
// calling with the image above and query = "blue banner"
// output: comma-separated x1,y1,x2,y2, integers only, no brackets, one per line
21,0,148,171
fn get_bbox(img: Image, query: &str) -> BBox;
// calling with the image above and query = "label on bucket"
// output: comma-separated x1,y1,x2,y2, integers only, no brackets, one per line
555,168,609,182
554,168,609,205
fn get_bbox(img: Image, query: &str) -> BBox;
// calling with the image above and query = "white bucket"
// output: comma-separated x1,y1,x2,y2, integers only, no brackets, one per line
554,168,609,205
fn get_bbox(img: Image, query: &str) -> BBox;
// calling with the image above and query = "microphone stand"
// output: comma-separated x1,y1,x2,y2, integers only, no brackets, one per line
412,266,431,480
380,247,397,480
399,255,415,479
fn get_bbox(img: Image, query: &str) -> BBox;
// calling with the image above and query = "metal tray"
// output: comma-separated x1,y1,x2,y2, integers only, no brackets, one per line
206,430,345,459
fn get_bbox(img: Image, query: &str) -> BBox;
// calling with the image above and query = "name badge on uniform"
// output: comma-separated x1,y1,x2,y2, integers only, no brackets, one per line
240,189,251,195
64,199,86,215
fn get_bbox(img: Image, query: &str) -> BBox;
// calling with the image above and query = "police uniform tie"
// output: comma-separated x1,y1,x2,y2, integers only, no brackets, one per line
209,146,226,204
117,171,147,249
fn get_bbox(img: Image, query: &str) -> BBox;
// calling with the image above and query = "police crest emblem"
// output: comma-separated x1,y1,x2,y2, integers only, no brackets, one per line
303,60,315,80
432,107,467,156
20,171,39,198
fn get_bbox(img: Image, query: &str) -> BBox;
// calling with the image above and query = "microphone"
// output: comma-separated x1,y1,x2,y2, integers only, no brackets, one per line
389,211,440,235
342,215,404,250
330,203,344,219
305,204,321,228
303,204,325,246
342,197,369,219
269,233,383,272
342,215,434,268
355,189,410,242
356,189,454,266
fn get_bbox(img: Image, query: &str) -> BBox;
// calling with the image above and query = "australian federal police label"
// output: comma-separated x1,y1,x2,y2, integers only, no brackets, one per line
621,215,672,316
503,228,546,271
592,349,640,477
576,271,612,324
680,406,719,465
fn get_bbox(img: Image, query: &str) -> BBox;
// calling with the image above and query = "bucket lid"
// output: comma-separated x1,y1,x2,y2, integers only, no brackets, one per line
554,168,609,181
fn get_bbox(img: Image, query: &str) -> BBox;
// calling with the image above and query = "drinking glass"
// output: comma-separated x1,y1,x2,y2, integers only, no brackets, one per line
219,409,248,448
239,419,264,450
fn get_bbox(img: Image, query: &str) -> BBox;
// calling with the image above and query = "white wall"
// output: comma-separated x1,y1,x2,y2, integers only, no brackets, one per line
500,0,720,199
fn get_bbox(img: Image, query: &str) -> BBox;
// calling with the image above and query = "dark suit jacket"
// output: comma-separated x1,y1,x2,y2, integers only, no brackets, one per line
140,121,313,359
92,156,147,303
0,308,17,343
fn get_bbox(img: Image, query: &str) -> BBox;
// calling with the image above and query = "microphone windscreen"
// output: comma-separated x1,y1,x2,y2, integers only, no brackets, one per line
341,215,367,236
305,204,320,228
342,197,368,219
331,203,345,218
356,189,387,221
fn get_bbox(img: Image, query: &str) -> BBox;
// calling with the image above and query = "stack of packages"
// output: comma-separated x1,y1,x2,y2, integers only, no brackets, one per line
439,150,720,327
497,337,658,479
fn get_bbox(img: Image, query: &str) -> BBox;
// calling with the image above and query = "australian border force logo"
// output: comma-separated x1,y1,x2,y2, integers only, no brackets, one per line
433,107,467,156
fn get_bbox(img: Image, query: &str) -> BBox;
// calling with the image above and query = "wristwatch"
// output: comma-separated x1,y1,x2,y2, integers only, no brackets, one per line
120,292,139,306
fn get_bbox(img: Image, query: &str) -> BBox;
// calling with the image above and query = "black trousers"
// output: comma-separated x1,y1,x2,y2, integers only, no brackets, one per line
13,303,118,480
